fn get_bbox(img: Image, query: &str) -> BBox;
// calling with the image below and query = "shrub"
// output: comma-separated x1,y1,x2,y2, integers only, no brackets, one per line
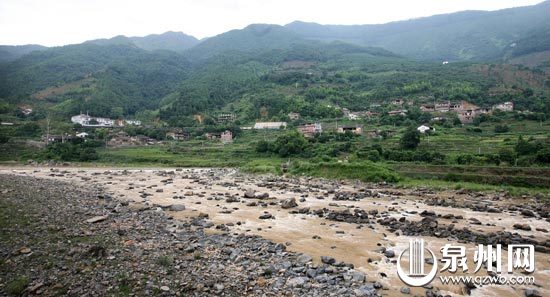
290,161,400,183
494,124,510,133
535,148,550,164
400,128,420,150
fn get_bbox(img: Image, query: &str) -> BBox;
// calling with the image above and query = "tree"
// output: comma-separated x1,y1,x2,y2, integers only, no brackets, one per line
400,128,420,150
535,148,550,164
494,124,510,133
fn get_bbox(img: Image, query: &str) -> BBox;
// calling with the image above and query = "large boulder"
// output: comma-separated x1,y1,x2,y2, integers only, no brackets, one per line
281,198,298,209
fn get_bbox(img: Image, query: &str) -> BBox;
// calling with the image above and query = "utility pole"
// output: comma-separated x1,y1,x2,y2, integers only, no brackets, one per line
45,116,51,146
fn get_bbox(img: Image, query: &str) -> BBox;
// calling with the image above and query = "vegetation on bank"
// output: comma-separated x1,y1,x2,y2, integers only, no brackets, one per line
1,116,549,198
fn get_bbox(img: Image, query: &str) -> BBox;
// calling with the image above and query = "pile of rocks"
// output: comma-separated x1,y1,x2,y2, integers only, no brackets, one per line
0,174,384,296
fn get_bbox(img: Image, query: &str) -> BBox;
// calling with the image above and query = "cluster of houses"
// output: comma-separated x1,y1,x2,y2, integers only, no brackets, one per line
165,129,233,143
420,100,513,123
70,113,141,127
38,100,515,146
339,100,514,124
107,131,158,147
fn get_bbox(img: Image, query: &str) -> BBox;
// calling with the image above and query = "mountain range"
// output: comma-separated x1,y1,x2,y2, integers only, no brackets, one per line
2,1,549,63
0,1,548,123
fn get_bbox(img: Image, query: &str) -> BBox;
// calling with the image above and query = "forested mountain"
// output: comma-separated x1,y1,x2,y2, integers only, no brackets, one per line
285,1,550,62
0,2,548,124
0,43,190,117
185,24,305,60
0,45,47,63
86,31,200,52
130,31,200,52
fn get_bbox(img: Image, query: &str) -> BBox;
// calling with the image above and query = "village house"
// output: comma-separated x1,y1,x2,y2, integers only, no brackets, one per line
391,99,405,106
347,112,361,120
341,108,350,117
76,132,89,138
166,130,190,141
388,109,407,116
417,125,435,133
420,105,435,112
71,113,114,127
19,106,33,116
364,111,380,118
220,130,233,143
204,130,233,143
337,125,363,135
297,123,322,138
370,103,382,108
287,112,300,120
253,122,287,129
124,119,142,126
217,113,236,124
42,134,74,143
492,101,514,112
435,101,451,112
365,130,381,138
71,113,140,127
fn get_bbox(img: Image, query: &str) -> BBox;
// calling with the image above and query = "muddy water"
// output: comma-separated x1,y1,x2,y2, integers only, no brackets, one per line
2,167,548,297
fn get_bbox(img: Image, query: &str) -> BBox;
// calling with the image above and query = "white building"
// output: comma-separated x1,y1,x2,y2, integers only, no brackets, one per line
76,132,89,138
492,102,514,112
417,125,435,134
253,122,287,129
125,119,142,126
71,113,114,127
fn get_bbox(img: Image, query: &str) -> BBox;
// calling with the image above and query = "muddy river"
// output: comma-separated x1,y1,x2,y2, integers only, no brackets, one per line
1,166,548,297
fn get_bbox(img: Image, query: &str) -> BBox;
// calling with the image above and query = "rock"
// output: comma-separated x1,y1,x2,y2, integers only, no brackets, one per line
420,210,436,216
281,198,298,209
384,250,395,258
400,286,411,294
513,223,531,231
244,189,256,198
354,284,376,297
86,215,108,223
524,289,542,297
259,213,273,219
321,256,336,265
521,209,535,217
160,286,170,292
255,193,269,199
184,191,194,196
214,283,224,291
169,204,186,211
286,276,308,288
306,268,317,278
18,247,31,254
226,196,239,203
351,271,366,283
296,254,313,264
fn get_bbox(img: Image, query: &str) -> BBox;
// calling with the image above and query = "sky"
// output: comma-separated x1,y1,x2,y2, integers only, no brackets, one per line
0,0,545,46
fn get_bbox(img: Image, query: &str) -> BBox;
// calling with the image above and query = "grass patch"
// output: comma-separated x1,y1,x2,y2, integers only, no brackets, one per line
399,178,550,199
156,255,173,268
5,276,29,296
240,159,283,174
289,160,400,183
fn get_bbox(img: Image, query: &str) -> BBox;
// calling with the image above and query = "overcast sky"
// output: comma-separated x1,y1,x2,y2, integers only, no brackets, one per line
0,0,545,46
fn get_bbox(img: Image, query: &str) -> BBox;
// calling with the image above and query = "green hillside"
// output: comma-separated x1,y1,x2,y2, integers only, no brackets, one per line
285,1,550,62
0,45,47,63
0,43,191,118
